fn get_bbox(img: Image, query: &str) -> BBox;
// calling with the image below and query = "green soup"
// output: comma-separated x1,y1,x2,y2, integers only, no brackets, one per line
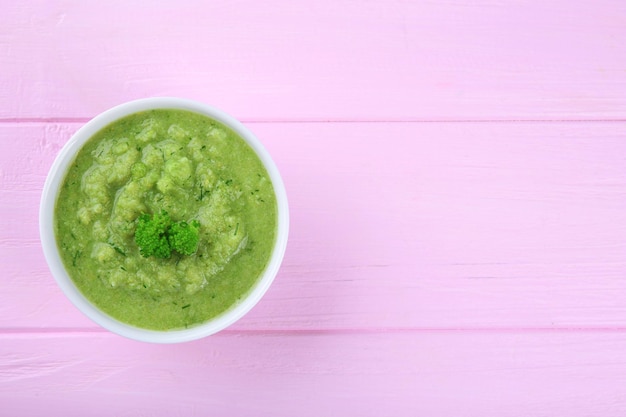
55,109,277,330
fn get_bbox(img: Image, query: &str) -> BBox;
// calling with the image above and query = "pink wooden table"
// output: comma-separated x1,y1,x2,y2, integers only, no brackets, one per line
2,1,626,415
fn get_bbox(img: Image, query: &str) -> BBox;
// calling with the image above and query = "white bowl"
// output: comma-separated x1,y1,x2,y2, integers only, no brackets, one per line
39,97,289,343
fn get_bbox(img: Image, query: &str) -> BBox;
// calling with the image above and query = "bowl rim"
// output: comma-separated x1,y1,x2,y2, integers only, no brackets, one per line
39,97,289,343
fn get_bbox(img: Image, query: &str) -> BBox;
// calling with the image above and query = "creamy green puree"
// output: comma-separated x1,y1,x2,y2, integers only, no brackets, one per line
55,109,277,330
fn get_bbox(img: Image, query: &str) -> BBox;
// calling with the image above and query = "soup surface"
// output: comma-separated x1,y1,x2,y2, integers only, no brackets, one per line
55,109,277,330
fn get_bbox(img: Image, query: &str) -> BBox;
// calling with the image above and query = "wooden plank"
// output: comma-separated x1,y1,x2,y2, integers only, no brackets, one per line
2,122,626,330
1,331,626,416
2,1,626,121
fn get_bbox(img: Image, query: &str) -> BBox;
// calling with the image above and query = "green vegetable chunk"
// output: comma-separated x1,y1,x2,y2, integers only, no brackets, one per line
134,210,200,258
135,210,172,259
168,220,200,256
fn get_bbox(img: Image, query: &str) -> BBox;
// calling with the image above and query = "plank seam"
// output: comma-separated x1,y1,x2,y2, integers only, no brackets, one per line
1,118,626,124
4,327,626,337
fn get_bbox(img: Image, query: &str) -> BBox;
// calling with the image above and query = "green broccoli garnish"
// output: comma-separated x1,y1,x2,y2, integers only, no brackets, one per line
168,220,200,256
134,211,200,259
135,210,172,258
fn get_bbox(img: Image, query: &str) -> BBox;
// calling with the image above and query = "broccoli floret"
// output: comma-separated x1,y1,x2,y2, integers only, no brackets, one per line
168,220,200,256
135,210,172,258
134,211,200,258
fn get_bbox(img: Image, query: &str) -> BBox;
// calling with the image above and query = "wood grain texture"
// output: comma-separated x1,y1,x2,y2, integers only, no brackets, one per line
2,332,626,417
2,121,626,330
3,1,626,415
2,1,626,121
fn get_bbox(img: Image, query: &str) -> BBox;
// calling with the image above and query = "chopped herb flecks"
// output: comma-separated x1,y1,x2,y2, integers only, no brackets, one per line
72,250,81,267
198,185,205,201
109,243,126,256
